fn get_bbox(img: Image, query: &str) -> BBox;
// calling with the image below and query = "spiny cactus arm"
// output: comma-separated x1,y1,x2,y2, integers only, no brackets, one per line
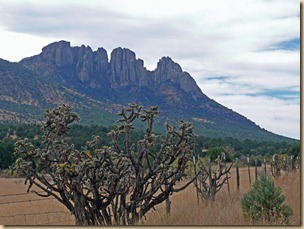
172,176,198,192
24,175,74,211
107,130,122,153
135,172,172,202
142,124,194,186
33,173,61,192
214,163,233,193
14,137,76,210
215,161,234,180
140,106,159,136
215,177,229,193
136,107,159,164
139,186,173,217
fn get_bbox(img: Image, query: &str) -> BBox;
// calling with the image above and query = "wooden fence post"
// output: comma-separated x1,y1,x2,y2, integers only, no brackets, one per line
264,157,267,175
208,159,214,200
197,156,203,193
255,158,258,181
272,155,275,176
273,154,280,177
247,155,251,186
193,156,199,204
236,158,240,192
296,156,300,170
222,152,230,194
208,159,212,185
284,157,287,172
291,155,295,172
165,179,171,215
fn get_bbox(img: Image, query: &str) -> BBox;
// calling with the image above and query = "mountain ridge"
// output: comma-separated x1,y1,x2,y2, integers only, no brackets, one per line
20,41,204,100
0,41,297,142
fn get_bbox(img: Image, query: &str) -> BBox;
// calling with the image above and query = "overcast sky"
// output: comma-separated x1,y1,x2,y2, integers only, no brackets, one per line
0,0,300,139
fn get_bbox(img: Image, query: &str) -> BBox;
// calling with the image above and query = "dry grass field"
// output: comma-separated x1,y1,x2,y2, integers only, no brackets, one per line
142,168,301,225
0,167,301,226
0,178,74,225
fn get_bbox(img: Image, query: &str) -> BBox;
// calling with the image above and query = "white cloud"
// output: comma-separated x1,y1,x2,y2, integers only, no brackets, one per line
212,94,300,139
0,0,300,139
0,29,55,61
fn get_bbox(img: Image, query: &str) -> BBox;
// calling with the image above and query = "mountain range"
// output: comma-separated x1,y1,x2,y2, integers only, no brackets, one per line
0,40,295,142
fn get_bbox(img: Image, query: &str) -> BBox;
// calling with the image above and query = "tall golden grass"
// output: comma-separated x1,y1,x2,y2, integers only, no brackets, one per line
0,168,301,225
142,168,301,225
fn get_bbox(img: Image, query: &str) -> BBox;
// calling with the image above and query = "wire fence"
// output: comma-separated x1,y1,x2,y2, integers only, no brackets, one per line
0,156,300,226
0,191,75,225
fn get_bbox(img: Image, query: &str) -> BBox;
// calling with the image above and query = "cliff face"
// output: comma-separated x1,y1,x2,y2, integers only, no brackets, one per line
19,40,244,124
21,41,109,89
153,57,203,100
20,41,204,101
109,47,149,88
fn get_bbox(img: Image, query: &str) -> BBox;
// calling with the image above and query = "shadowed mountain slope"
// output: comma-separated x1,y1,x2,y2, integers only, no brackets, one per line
0,41,295,142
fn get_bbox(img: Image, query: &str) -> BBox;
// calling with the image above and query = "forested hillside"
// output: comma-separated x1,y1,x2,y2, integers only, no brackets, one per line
0,122,299,171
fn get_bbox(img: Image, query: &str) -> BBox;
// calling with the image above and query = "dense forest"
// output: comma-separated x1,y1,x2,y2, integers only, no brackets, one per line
0,122,300,171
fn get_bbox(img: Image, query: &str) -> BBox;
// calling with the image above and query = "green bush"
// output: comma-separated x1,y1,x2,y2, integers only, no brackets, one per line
241,173,292,225
288,143,300,157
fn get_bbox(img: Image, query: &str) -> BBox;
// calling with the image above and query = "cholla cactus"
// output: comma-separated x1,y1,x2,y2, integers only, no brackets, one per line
14,103,196,225
193,153,233,201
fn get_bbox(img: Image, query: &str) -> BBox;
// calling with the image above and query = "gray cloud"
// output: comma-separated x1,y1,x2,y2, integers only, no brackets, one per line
0,0,300,139
0,3,187,53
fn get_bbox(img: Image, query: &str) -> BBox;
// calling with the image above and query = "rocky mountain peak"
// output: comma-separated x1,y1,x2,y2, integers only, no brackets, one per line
154,57,182,84
21,41,109,87
153,56,202,99
20,41,205,99
109,47,146,88
41,40,74,66
42,40,71,52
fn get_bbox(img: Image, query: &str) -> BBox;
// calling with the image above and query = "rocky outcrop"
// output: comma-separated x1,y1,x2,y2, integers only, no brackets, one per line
21,41,109,88
21,41,204,99
154,57,182,84
109,48,149,88
41,40,74,67
153,57,203,100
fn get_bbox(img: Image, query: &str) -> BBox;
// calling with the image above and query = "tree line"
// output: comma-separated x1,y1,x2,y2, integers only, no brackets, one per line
0,121,300,171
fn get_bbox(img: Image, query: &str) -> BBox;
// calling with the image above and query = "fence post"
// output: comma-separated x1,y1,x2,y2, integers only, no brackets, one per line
197,156,203,193
222,152,230,194
264,157,267,175
291,155,295,172
273,154,280,177
236,158,240,192
296,156,300,170
284,157,287,172
165,179,171,215
255,158,258,181
208,159,211,184
193,155,199,204
247,155,251,186
165,195,171,215
272,154,276,176
208,159,214,200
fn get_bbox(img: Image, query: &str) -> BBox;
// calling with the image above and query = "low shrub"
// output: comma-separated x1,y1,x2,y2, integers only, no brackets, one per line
241,173,292,225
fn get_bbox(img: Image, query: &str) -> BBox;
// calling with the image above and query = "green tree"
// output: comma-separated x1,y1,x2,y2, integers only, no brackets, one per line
0,139,15,170
288,143,300,157
206,146,225,161
241,173,292,225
